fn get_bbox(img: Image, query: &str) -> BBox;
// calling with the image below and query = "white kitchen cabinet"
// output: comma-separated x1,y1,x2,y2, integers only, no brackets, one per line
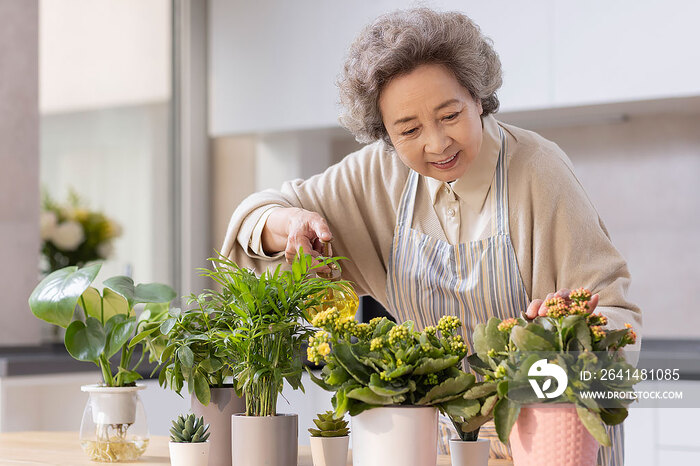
552,0,700,107
209,0,700,136
208,0,552,136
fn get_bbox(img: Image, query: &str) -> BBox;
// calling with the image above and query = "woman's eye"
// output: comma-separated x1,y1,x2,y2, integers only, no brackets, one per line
401,128,417,136
444,112,459,121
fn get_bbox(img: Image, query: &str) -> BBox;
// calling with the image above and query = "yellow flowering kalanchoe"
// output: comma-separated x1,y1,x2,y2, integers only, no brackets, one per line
387,325,410,345
307,330,331,365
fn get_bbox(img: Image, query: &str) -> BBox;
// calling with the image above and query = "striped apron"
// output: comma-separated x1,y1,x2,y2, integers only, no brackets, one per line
385,127,623,465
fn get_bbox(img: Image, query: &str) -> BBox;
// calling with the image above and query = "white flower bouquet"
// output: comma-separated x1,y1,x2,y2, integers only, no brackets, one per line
40,189,122,273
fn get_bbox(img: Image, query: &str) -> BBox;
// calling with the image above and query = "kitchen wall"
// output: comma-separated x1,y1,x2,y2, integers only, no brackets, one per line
530,112,700,338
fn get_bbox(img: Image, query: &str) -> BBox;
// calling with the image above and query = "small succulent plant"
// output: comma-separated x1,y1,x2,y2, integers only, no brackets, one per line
169,413,210,443
308,411,349,437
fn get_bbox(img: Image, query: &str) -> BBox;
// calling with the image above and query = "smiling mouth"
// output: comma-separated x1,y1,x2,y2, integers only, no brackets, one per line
434,154,457,165
431,151,459,166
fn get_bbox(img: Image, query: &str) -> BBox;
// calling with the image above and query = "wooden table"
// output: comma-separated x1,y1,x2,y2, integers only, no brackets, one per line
0,432,512,465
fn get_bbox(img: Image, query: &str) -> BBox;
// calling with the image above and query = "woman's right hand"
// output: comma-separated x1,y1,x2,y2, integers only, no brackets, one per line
261,207,333,264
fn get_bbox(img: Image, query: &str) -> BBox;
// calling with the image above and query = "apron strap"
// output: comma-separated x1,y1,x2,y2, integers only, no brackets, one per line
494,126,509,236
396,170,420,228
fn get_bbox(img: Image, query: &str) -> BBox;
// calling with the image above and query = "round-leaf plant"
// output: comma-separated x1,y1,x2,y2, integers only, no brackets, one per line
28,263,176,386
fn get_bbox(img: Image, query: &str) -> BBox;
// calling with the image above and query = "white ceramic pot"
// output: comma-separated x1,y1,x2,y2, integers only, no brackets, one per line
449,438,490,466
352,406,438,466
309,435,349,466
81,384,146,425
191,386,245,466
231,413,298,466
169,441,210,466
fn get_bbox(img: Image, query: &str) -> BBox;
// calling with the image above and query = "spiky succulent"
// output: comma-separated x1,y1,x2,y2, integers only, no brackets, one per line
308,411,349,437
169,413,210,443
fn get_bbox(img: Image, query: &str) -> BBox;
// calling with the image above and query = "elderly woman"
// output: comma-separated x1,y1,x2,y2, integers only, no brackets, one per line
222,8,640,464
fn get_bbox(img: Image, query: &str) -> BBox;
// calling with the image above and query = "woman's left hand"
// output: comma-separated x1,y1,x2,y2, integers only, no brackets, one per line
525,288,600,319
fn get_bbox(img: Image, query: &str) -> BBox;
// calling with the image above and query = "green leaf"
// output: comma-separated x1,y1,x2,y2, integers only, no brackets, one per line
103,276,136,309
199,358,224,374
104,315,138,358
64,317,106,362
599,407,628,426
81,287,131,322
413,356,460,375
576,406,611,446
480,394,498,416
129,325,160,348
463,382,497,400
346,387,394,405
326,366,350,386
368,373,411,397
333,343,371,384
472,323,488,358
511,326,555,351
28,263,101,328
104,276,175,309
160,317,177,335
493,397,520,443
418,373,476,405
485,317,506,352
133,282,177,304
178,346,195,368
117,369,142,384
440,397,481,420
194,372,211,406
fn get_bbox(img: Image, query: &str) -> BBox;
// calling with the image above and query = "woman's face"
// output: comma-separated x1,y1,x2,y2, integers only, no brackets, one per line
379,64,483,182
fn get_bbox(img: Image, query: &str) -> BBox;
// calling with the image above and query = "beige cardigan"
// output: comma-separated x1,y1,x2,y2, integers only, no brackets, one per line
221,116,642,358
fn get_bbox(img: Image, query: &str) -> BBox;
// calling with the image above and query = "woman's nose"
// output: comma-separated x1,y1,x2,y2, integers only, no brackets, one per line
423,126,451,155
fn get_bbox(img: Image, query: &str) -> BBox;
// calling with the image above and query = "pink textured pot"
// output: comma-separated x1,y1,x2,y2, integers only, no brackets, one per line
509,404,599,466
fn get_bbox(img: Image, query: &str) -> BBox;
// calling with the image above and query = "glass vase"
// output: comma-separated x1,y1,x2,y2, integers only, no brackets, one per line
79,384,149,462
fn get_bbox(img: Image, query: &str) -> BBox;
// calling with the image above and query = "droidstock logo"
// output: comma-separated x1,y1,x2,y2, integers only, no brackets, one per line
528,359,568,399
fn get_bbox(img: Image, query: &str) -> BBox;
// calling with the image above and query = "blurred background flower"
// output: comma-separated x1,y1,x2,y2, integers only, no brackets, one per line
40,189,122,274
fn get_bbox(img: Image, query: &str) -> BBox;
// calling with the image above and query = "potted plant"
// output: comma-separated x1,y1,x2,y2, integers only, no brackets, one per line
144,290,245,466
206,252,347,466
466,288,639,466
169,413,211,466
28,263,176,462
306,311,481,466
308,411,350,466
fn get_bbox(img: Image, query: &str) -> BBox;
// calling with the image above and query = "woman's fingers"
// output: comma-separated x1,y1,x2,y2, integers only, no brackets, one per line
525,299,544,319
283,210,334,272
527,289,600,319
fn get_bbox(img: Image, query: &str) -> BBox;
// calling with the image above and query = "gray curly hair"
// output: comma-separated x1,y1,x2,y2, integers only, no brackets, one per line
337,8,502,146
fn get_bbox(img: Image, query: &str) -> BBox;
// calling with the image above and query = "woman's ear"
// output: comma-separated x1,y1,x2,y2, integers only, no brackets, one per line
476,99,483,116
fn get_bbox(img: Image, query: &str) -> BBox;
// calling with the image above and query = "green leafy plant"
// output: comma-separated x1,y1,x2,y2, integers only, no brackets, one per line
193,252,348,417
28,263,176,386
466,288,639,446
169,413,210,443
144,290,237,406
308,411,349,437
307,311,484,436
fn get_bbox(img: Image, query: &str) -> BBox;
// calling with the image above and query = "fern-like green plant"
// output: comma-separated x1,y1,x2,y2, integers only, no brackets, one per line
308,411,349,437
169,413,210,443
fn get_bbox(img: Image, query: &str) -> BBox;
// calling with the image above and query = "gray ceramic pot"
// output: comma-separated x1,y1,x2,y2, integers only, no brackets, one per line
190,386,245,466
231,413,298,466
